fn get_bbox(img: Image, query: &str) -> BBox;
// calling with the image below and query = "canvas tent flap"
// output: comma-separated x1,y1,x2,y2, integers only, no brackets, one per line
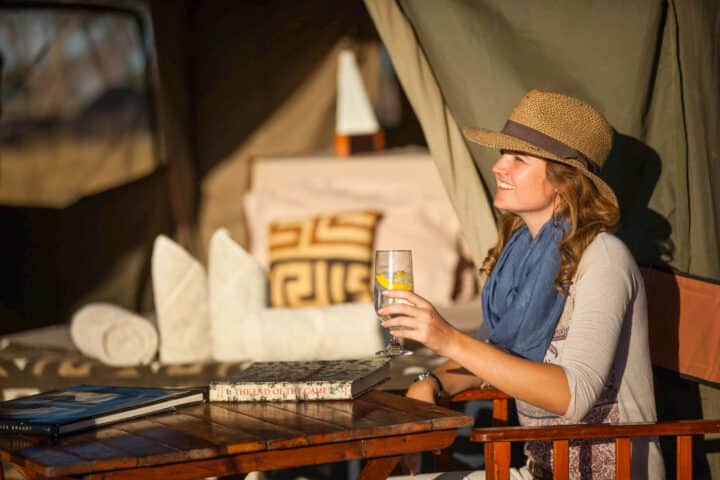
367,0,720,283
364,0,498,268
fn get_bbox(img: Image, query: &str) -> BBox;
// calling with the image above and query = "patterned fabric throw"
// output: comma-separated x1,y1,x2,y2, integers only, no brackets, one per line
268,210,381,307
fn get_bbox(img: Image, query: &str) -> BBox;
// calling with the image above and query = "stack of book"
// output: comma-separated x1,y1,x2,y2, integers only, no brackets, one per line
210,358,390,402
0,358,390,437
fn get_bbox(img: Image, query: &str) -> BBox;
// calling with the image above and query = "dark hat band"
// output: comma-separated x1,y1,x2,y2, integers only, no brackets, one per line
501,120,600,174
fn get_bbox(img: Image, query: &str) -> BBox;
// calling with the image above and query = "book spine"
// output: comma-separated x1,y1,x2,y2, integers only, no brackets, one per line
0,422,54,435
209,382,352,402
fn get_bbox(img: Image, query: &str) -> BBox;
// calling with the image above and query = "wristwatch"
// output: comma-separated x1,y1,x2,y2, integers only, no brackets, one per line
415,371,444,400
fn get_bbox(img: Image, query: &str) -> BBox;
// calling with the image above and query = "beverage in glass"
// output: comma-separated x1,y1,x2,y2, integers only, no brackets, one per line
374,250,413,357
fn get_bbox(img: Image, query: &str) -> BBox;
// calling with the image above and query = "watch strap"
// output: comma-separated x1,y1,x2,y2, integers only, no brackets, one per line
415,371,444,399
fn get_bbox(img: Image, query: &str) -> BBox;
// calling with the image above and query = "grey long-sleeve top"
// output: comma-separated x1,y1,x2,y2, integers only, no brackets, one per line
514,233,665,479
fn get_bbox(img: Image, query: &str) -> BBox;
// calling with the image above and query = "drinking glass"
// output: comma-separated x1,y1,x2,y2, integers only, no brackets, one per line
374,250,414,357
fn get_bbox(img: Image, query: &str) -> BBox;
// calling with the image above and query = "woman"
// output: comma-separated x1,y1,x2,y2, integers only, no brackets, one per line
382,89,664,479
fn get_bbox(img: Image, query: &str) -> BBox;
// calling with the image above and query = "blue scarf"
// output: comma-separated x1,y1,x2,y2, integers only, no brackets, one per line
481,219,567,362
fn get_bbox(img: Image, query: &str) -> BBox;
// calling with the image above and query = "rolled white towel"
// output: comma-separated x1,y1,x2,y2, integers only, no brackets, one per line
70,303,158,367
242,302,384,362
152,235,212,364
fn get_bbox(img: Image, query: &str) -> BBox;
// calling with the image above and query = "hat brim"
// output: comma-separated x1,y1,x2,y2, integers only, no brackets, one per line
462,127,618,208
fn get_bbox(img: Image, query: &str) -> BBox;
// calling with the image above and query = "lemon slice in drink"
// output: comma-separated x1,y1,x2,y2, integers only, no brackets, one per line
375,272,412,290
392,270,413,290
391,281,413,290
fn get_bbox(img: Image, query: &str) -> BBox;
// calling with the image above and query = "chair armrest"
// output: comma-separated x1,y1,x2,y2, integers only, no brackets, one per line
449,386,513,427
471,419,720,480
471,418,720,443
449,386,512,403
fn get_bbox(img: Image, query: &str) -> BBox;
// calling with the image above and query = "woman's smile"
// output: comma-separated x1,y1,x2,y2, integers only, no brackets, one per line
492,151,556,236
496,179,515,190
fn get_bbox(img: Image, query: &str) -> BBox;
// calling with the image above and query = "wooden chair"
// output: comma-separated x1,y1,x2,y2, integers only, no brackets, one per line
472,412,719,480
438,267,720,479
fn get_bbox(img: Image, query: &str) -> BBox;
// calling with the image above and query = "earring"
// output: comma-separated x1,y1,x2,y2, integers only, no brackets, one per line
552,193,561,227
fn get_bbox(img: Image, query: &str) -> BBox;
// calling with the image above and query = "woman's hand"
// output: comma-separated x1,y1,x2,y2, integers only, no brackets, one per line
405,376,437,404
379,290,460,357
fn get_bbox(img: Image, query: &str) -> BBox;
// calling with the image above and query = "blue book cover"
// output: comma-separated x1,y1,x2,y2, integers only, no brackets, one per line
0,384,204,436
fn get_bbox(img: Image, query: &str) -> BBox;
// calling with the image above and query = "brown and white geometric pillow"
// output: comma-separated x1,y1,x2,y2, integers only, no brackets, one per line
267,210,381,308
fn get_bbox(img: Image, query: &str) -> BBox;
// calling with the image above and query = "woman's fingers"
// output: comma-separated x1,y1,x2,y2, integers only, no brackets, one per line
377,292,459,355
377,302,419,318
381,315,417,331
381,317,429,344
382,289,432,308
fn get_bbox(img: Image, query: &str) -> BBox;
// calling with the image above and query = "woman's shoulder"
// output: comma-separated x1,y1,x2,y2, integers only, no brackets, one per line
574,233,641,294
581,232,635,266
583,232,632,258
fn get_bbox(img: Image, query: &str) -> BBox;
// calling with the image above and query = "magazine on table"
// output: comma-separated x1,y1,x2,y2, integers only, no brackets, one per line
0,384,204,436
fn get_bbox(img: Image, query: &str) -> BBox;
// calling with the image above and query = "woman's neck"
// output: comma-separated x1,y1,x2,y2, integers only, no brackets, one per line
521,213,554,238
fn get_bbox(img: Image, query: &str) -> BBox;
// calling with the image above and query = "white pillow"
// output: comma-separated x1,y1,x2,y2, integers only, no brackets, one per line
152,235,212,364
208,228,266,362
208,229,384,362
244,180,464,307
242,303,384,362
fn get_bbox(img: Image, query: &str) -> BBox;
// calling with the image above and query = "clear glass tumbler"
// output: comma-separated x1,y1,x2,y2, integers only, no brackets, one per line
374,250,414,357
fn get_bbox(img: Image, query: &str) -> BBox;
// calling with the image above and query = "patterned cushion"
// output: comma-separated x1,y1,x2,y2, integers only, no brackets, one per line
267,210,381,307
245,178,476,308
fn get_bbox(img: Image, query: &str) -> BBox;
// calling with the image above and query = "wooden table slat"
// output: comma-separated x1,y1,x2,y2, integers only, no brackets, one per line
362,391,474,429
16,430,206,478
44,427,190,469
150,412,266,452
214,396,441,451
216,401,353,444
10,447,91,478
85,430,456,480
1,391,472,479
63,442,138,467
93,431,188,467
111,419,220,458
269,395,435,439
86,439,364,480
189,403,311,450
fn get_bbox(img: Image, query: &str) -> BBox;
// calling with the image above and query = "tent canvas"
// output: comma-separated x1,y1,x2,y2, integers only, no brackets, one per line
367,0,720,281
0,0,413,333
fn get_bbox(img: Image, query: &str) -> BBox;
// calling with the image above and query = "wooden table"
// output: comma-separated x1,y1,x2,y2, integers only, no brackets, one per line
0,391,472,480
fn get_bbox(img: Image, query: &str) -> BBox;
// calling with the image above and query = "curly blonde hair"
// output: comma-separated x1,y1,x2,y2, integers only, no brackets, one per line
480,161,620,295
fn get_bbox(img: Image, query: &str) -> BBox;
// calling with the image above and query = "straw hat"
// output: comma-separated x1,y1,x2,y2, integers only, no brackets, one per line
463,88,618,208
